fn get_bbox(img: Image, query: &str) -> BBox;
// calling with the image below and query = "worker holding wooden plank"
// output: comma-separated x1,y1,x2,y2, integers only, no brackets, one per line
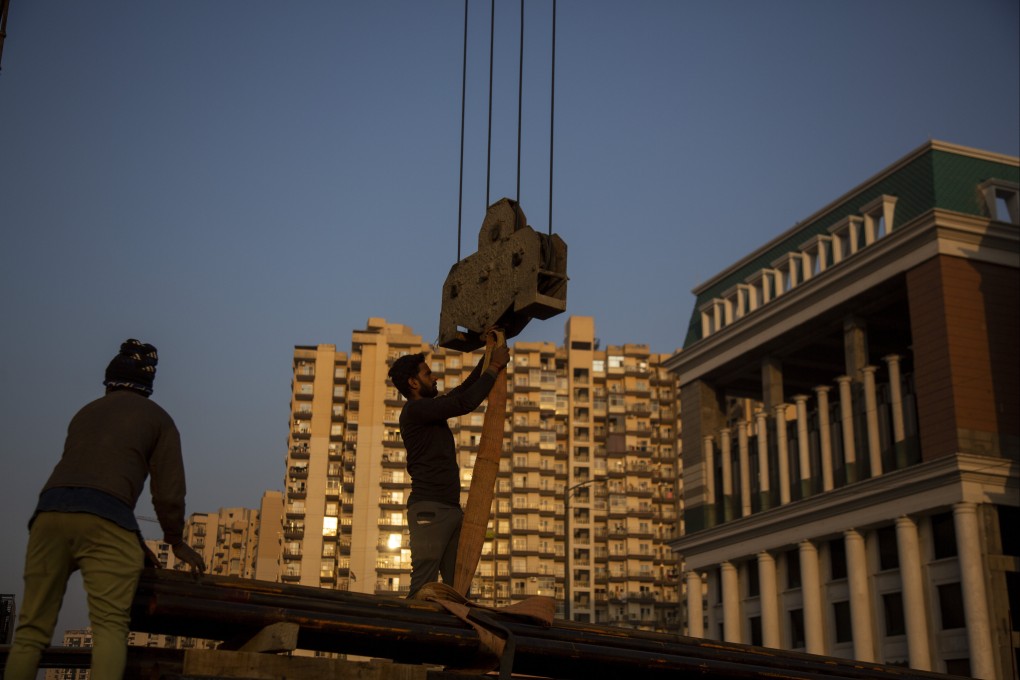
387,330,509,599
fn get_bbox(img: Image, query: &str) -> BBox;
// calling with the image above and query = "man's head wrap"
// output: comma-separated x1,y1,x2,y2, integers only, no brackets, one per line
104,339,158,395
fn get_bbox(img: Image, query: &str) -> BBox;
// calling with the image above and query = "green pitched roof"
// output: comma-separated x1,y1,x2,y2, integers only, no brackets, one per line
683,143,1020,349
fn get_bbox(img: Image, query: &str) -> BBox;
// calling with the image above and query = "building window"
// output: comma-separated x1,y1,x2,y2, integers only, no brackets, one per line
931,512,957,559
749,616,762,646
789,608,806,648
800,235,832,279
859,194,898,242
998,504,1020,557
746,559,760,597
938,583,966,629
829,538,847,580
786,550,801,589
877,526,899,570
828,215,864,263
833,601,852,643
980,179,1020,224
882,592,905,636
945,659,972,677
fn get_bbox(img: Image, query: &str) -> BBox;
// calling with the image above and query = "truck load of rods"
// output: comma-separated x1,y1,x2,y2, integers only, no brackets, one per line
130,569,958,680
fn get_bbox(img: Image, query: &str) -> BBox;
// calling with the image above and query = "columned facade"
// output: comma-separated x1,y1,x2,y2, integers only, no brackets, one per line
670,141,1019,677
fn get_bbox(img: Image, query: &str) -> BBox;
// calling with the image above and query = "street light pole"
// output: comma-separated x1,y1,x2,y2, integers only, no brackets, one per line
563,478,603,621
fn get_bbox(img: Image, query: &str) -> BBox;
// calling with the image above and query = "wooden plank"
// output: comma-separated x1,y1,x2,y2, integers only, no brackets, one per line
453,368,507,595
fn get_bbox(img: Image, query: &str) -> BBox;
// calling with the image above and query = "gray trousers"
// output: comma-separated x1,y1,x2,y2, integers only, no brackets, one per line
406,501,462,597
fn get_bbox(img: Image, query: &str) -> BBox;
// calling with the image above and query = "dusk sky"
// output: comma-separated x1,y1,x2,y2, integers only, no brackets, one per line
1,1,1017,635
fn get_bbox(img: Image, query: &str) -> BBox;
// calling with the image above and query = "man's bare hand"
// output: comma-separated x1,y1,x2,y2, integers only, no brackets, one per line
172,541,206,574
488,344,510,372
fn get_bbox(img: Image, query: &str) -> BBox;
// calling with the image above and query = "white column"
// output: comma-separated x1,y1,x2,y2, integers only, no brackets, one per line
720,428,734,522
882,355,905,443
814,386,835,491
793,394,812,498
774,405,791,505
895,516,931,670
844,529,875,662
721,561,741,642
755,410,771,510
737,422,752,517
758,551,781,648
703,435,716,527
861,365,883,477
686,570,704,638
954,503,996,679
799,540,824,655
836,375,858,483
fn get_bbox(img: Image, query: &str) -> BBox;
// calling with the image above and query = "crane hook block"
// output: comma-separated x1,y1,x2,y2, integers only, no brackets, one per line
438,198,568,351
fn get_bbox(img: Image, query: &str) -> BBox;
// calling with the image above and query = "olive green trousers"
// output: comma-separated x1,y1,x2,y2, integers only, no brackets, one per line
4,512,144,680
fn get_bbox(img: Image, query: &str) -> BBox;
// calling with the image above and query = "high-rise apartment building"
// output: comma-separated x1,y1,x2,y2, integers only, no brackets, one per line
666,141,1018,678
279,316,682,630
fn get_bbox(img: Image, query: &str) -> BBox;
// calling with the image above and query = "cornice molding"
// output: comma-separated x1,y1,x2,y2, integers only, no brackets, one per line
667,209,1018,381
669,453,1018,570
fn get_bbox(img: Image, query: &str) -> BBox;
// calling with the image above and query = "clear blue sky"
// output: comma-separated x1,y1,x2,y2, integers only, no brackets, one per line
1,0,1017,635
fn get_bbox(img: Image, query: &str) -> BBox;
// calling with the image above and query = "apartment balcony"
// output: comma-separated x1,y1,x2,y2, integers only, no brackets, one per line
627,485,654,498
633,504,655,519
280,573,301,583
627,464,654,478
283,528,304,540
289,444,310,459
293,410,312,421
607,506,628,520
291,430,311,440
380,454,406,470
288,466,308,479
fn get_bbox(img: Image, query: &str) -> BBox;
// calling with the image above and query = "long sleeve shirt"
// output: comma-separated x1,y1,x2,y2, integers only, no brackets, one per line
38,389,188,544
400,359,497,507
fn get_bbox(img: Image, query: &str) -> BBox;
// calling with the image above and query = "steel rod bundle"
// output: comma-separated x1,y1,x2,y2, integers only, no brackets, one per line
129,570,961,680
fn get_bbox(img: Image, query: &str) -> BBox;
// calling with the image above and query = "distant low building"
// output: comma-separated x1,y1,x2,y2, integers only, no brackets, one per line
1,594,15,644
182,507,261,579
44,628,91,680
666,140,1019,678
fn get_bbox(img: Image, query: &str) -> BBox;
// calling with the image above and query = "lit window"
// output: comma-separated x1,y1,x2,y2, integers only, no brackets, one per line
322,517,338,536
387,533,402,550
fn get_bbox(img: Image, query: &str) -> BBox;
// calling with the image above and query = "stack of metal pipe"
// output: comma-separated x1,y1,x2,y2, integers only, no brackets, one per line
130,569,957,680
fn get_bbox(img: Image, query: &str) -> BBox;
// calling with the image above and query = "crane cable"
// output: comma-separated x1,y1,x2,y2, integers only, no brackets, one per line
456,0,557,262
